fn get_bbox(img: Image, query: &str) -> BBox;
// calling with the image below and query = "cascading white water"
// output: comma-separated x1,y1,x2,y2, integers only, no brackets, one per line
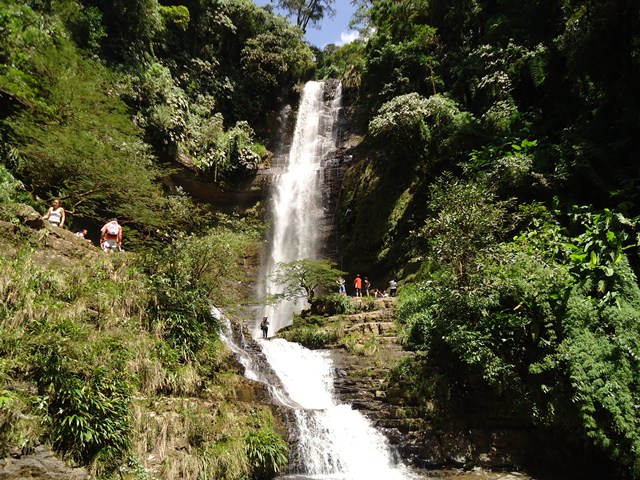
261,340,416,480
248,81,418,479
216,305,416,479
257,81,341,336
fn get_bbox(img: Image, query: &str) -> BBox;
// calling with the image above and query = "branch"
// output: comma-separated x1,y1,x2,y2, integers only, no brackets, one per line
58,187,105,214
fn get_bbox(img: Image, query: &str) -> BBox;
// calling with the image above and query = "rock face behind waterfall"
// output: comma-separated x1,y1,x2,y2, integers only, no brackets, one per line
293,298,543,473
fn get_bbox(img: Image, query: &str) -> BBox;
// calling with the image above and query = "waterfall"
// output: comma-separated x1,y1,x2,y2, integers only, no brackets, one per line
261,339,416,480
216,306,417,479
243,81,418,479
257,81,341,336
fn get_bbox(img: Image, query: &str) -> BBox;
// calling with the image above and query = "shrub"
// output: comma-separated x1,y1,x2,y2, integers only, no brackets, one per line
281,325,338,349
419,176,512,285
245,426,288,478
310,293,356,315
31,326,132,468
0,163,28,206
368,93,472,161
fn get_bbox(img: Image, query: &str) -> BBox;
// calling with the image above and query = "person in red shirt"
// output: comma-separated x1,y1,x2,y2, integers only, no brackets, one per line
100,218,122,253
354,274,362,297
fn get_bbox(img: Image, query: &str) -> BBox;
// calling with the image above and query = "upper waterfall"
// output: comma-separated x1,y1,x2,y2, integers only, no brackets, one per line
257,81,342,336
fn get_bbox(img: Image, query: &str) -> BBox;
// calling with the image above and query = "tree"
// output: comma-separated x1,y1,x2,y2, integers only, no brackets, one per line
270,258,345,303
419,177,511,284
273,0,335,33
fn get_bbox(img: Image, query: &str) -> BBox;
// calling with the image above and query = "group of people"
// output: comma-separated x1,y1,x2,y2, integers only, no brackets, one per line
352,274,371,297
337,274,398,297
42,198,123,253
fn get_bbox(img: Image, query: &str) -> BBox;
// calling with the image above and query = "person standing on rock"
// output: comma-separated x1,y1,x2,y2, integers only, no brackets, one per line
364,277,371,297
389,279,398,297
260,316,270,339
337,277,346,295
42,198,65,228
354,274,362,297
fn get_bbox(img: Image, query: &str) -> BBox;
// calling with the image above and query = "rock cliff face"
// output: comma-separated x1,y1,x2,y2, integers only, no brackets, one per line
0,446,88,480
323,298,538,472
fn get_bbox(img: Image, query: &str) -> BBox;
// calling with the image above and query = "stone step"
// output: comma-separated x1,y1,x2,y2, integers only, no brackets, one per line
343,321,398,335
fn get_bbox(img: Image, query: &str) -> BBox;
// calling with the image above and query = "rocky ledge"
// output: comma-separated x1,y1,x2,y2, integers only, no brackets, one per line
324,298,539,473
0,446,88,480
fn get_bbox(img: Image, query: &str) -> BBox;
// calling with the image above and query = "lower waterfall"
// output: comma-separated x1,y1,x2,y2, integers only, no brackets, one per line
217,307,417,479
259,339,417,480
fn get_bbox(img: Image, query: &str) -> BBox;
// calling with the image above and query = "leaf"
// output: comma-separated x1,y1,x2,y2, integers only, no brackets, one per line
570,253,588,262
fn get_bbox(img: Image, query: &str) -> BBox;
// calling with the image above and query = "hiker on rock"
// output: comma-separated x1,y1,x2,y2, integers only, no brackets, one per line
75,229,92,244
100,218,122,253
43,198,65,228
260,316,270,339
354,274,362,297
389,279,398,297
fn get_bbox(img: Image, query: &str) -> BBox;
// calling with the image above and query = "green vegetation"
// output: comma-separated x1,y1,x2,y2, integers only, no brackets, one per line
2,0,640,477
0,218,287,478
279,296,391,354
0,0,308,476
0,0,313,242
318,0,640,477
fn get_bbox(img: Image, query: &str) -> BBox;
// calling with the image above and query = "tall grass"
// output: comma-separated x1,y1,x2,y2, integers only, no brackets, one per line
0,226,288,478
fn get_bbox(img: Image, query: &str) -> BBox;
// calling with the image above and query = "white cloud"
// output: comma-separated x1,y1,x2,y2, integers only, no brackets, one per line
337,30,360,46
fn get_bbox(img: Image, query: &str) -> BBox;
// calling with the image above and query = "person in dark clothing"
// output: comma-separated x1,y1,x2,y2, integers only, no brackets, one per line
260,316,270,339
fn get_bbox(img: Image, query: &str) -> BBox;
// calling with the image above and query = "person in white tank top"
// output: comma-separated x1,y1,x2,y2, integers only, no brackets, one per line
43,199,66,227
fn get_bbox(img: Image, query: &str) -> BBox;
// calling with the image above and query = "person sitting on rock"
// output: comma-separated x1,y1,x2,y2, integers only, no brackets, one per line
75,229,92,244
42,198,65,228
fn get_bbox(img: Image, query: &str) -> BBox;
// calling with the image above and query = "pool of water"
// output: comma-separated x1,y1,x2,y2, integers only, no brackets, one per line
277,468,533,480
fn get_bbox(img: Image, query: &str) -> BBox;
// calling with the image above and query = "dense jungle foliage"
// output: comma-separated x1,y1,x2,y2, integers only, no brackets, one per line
327,0,640,478
0,0,303,477
2,0,640,478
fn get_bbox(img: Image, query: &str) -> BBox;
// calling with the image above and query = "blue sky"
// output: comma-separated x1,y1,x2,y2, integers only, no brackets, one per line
254,0,359,48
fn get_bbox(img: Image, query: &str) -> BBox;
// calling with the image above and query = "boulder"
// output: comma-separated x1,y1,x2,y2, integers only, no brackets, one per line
14,204,45,229
0,446,88,480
